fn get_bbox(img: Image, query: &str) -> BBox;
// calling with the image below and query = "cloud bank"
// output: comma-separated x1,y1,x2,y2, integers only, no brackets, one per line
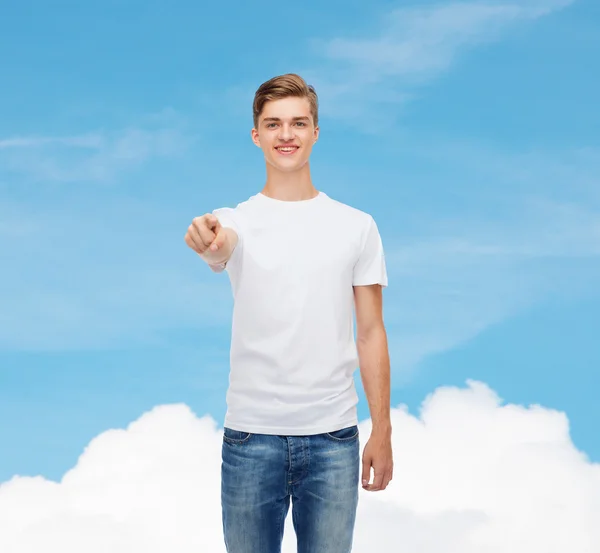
1,380,598,552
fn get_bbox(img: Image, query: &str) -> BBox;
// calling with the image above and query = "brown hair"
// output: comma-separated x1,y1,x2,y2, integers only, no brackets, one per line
253,73,319,129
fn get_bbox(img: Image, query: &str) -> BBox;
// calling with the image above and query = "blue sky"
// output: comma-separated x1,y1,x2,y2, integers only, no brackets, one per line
1,0,599,489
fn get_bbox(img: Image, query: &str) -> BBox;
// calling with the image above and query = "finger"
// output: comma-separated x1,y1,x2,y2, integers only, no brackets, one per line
192,218,216,247
380,471,392,491
185,226,206,253
361,460,371,488
209,229,228,252
204,213,221,232
369,468,385,491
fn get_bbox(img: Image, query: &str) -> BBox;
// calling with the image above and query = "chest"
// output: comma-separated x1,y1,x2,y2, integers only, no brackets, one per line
241,216,360,277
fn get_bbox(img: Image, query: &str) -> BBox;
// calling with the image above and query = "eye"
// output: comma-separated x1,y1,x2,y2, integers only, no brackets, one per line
266,123,277,129
295,122,306,127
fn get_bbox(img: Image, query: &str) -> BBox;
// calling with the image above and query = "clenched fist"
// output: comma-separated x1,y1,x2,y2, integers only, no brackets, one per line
185,213,237,269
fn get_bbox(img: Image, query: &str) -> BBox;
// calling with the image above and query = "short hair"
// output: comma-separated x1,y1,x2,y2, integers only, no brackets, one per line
252,73,319,129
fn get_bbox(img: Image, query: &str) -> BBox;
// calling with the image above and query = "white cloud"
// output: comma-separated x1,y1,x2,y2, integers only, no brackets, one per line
301,0,575,125
0,135,103,149
0,381,598,552
321,0,573,72
0,109,192,183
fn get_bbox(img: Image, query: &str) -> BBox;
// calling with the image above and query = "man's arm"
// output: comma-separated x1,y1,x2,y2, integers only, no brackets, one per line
354,283,393,491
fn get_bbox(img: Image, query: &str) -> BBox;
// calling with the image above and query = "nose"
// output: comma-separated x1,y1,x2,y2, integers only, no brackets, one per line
278,123,294,141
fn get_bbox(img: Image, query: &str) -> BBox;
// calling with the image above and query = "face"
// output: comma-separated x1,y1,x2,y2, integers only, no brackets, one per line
251,96,319,173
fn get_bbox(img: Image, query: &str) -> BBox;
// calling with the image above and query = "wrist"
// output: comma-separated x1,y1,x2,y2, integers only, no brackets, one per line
199,251,226,265
370,421,392,437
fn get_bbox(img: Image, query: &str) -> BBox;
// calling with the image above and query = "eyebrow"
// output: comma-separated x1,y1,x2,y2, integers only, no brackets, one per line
262,116,310,122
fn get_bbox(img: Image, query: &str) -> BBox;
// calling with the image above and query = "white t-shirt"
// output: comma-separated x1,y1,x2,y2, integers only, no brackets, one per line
212,191,387,435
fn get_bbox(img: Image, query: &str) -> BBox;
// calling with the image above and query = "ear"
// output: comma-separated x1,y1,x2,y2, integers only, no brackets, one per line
313,125,320,142
251,128,261,148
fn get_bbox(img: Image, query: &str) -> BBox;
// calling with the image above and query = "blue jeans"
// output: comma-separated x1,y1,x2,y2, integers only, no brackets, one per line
221,425,360,553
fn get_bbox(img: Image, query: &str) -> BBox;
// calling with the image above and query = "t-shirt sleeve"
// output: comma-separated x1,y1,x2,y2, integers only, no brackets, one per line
208,206,243,274
352,215,388,287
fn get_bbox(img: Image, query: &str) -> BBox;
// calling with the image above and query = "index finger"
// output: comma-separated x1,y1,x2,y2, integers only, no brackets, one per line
204,214,220,229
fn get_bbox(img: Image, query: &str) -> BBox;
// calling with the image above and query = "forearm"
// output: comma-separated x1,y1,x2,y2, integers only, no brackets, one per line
357,325,392,436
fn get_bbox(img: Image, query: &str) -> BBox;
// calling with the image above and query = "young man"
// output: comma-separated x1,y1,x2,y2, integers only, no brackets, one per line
184,74,393,553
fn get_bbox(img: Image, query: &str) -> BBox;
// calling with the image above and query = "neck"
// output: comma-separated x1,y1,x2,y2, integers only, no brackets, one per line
261,163,318,201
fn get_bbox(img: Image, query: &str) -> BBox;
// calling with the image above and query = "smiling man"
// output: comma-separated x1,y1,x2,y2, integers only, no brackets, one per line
184,73,393,553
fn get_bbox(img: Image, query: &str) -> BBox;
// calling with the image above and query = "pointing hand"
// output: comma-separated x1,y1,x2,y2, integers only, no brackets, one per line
185,214,228,255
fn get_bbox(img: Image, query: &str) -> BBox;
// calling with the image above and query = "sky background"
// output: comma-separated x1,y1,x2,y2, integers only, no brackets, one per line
1,1,599,551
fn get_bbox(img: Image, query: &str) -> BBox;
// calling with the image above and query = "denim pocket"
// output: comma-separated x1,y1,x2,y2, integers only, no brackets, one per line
325,425,359,441
223,427,252,444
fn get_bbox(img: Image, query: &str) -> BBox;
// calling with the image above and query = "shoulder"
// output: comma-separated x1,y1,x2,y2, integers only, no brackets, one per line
213,194,261,226
320,194,376,230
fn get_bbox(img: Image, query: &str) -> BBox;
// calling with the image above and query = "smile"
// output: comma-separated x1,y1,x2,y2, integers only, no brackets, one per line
275,146,299,155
